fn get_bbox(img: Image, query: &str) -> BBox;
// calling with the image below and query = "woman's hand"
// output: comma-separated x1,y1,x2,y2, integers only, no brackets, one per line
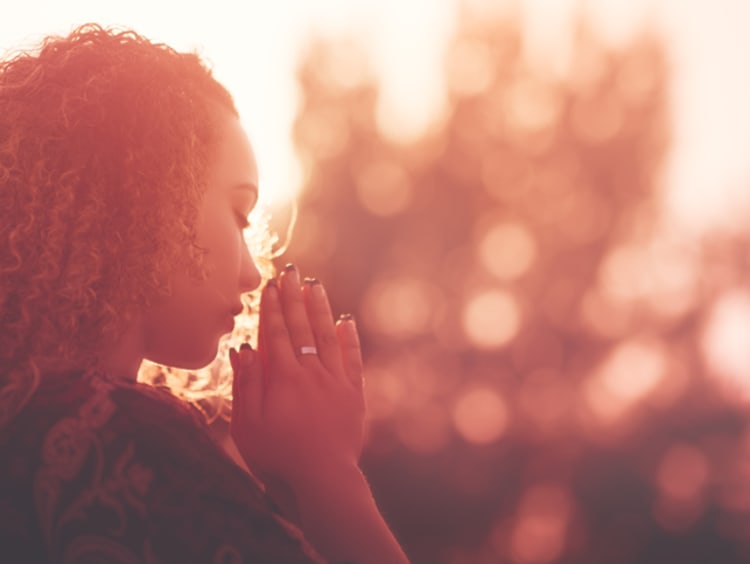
229,265,410,564
228,264,366,490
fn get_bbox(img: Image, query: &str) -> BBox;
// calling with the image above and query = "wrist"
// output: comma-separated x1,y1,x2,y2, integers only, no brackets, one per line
284,455,363,494
290,460,410,564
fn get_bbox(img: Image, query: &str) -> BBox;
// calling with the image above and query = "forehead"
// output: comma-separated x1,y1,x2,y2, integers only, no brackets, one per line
205,113,259,192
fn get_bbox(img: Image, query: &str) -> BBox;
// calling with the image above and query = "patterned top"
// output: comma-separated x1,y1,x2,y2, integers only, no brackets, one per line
0,368,326,563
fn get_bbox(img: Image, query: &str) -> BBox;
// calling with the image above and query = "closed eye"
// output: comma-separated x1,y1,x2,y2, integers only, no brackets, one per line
234,211,251,230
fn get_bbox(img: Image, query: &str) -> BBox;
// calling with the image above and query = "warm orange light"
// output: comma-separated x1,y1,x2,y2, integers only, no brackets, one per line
504,78,562,137
597,236,699,322
653,443,708,531
571,93,623,143
579,288,633,339
481,154,535,203
363,276,440,338
478,220,537,280
584,338,668,422
462,289,522,349
598,243,645,304
295,106,350,160
453,386,509,445
355,160,413,217
701,289,750,402
656,443,709,503
509,483,573,564
445,38,494,97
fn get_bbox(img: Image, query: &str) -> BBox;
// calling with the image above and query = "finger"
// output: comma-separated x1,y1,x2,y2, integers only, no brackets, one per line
230,347,242,424
238,342,264,418
336,315,363,390
259,278,296,368
256,291,269,372
279,264,317,360
302,278,344,375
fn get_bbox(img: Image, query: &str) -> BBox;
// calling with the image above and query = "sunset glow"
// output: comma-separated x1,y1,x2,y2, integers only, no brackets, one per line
2,0,748,230
5,3,750,562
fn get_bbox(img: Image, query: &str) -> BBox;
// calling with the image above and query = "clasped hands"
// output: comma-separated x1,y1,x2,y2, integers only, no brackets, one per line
228,264,366,491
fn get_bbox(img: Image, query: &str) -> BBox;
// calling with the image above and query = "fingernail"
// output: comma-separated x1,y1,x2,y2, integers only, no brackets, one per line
239,343,255,366
303,277,319,285
339,313,355,325
284,264,301,285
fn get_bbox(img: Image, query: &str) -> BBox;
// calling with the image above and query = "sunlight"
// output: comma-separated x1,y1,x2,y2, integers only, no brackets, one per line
701,289,750,402
2,0,748,225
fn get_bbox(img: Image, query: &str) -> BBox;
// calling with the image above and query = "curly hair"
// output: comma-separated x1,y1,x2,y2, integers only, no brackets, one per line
0,24,248,424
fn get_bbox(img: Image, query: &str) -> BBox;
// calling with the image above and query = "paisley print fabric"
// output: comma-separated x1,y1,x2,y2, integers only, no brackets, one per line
0,368,326,563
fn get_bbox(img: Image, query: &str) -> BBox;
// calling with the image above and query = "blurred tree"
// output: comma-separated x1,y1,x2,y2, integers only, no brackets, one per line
282,6,750,564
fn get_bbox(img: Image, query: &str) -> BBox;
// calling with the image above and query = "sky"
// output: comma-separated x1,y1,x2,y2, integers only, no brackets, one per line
1,0,749,237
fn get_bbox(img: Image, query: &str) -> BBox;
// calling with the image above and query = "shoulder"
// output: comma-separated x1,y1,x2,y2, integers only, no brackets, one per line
1,368,326,563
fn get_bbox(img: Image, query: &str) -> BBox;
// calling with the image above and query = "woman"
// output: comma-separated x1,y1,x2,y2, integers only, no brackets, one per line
0,24,409,563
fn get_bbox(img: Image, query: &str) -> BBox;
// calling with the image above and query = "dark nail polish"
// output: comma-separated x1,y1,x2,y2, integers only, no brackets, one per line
303,277,320,285
339,313,354,322
284,263,296,272
229,348,238,372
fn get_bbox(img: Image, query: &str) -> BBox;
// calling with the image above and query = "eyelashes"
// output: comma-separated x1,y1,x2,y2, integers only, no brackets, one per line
234,211,251,230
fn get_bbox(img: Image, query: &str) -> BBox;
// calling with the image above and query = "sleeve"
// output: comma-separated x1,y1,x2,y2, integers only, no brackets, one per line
32,379,326,564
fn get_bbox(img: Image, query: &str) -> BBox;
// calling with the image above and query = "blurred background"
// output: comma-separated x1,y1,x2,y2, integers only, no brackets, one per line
4,1,750,562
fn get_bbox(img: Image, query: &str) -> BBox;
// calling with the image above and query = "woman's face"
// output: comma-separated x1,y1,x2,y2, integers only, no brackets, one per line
142,112,262,369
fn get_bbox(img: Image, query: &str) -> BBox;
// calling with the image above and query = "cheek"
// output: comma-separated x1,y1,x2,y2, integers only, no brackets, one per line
142,275,228,366
200,213,243,283
143,295,223,368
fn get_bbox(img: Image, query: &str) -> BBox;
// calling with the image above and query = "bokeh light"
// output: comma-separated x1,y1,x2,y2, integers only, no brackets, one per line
462,290,522,349
585,338,668,423
453,386,509,445
653,443,710,532
478,220,537,281
701,289,750,402
1,3,736,562
656,443,709,504
445,37,495,97
363,276,442,339
355,159,413,217
509,484,574,564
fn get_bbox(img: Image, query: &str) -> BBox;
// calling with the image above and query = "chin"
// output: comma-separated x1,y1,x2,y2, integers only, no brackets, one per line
148,339,221,371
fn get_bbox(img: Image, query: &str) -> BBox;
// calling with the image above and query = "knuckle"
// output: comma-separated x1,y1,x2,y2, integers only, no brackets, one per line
268,323,288,338
317,331,338,348
286,320,310,336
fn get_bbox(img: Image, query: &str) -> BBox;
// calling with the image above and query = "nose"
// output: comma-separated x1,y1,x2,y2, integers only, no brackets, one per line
239,243,262,293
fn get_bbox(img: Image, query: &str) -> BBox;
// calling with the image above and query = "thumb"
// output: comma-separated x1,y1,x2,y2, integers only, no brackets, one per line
237,343,264,420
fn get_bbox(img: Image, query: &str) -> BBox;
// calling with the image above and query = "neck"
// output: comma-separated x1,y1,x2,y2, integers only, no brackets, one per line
97,319,145,381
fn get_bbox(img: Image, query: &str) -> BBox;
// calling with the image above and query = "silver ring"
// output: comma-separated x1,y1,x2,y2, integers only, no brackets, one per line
299,346,318,355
